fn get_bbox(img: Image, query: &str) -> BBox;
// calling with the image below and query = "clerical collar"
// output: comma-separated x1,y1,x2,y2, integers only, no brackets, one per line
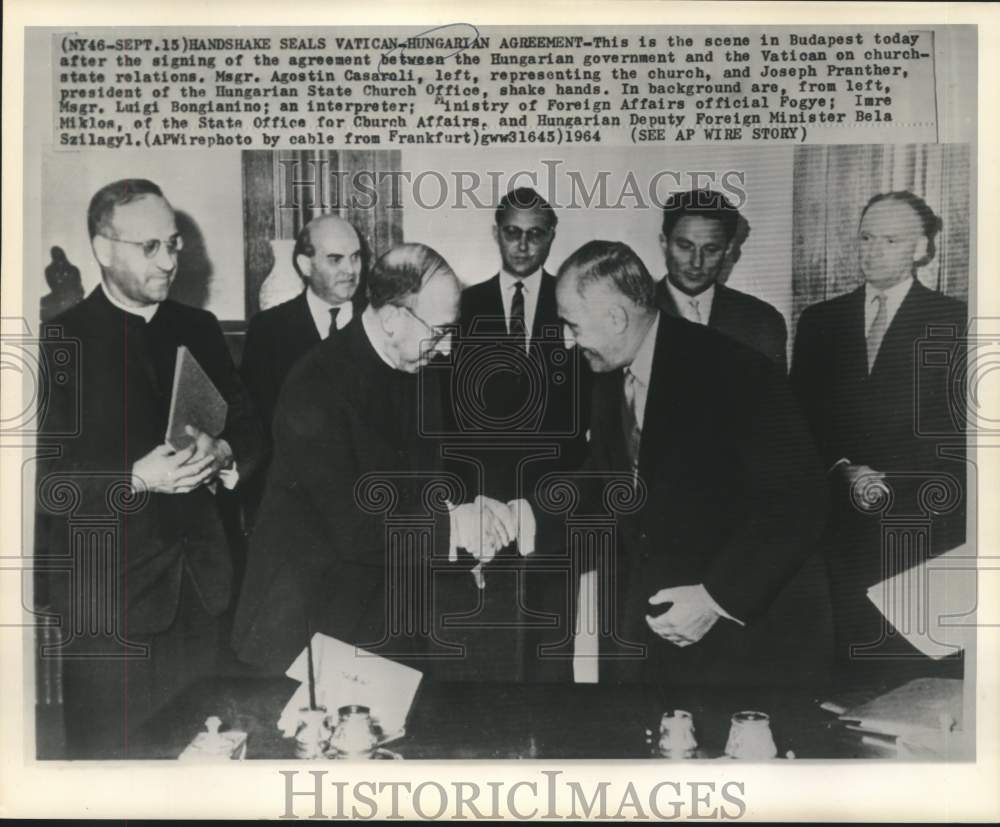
361,306,399,370
100,283,158,322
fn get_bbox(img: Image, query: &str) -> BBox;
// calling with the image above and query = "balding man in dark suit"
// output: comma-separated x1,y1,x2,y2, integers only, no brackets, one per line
240,215,365,521
791,191,967,682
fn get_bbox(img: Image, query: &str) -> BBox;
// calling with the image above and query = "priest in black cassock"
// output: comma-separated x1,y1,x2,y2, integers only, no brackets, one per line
233,243,519,677
35,179,263,758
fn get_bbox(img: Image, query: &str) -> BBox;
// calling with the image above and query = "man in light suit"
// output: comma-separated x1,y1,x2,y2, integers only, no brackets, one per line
538,240,831,689
656,188,788,371
445,188,590,681
239,215,365,522
791,191,967,681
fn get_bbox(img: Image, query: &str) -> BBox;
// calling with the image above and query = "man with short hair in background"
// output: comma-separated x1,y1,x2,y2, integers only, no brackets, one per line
239,214,365,523
657,188,788,371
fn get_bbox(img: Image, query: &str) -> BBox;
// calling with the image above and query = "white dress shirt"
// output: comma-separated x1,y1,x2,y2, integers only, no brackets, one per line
665,278,715,326
625,314,659,431
865,276,913,336
500,268,543,349
306,287,353,339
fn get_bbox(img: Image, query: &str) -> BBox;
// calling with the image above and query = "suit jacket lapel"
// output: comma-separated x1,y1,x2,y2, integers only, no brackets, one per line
468,274,507,337
707,284,730,329
533,271,558,340
294,290,323,346
845,285,869,381
869,280,925,377
94,287,162,398
636,314,673,482
656,279,681,318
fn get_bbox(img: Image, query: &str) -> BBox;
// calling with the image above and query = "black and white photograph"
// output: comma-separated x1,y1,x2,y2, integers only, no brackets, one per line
2,6,996,822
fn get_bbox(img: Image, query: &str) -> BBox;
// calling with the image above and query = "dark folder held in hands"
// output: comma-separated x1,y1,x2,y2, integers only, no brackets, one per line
165,346,227,451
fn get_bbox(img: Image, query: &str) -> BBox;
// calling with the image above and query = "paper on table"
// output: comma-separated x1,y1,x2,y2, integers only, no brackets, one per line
277,634,422,739
839,677,963,737
865,543,977,659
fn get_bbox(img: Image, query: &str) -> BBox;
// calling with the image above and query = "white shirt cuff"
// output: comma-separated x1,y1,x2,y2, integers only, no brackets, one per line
218,465,239,490
699,584,744,626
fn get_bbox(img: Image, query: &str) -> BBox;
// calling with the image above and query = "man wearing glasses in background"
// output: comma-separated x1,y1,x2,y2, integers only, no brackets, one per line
35,178,262,757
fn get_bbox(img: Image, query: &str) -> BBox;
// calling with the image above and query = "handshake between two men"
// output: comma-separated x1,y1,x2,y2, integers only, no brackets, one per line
448,495,536,589
447,494,728,648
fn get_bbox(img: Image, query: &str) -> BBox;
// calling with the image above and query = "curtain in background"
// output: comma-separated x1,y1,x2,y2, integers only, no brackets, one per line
241,149,403,319
790,144,970,330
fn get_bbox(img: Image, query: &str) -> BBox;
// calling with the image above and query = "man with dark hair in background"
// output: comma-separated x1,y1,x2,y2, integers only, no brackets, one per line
239,214,365,523
791,191,968,683
36,178,262,757
657,188,788,371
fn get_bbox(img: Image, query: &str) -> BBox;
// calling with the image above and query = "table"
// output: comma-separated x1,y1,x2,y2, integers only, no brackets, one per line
133,676,883,760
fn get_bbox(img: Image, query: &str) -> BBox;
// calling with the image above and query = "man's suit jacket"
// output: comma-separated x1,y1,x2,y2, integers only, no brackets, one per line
442,273,592,681
37,287,263,639
239,289,364,522
455,272,590,500
656,279,788,371
233,319,461,674
241,289,366,429
538,313,831,687
791,280,968,584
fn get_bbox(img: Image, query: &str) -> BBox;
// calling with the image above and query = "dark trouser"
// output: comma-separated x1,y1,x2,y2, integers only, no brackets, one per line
59,572,223,759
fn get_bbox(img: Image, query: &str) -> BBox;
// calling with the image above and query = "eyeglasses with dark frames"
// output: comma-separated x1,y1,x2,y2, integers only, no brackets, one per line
403,306,455,345
499,225,552,245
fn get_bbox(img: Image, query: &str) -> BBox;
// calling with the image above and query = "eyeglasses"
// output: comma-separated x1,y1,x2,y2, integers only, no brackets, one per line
403,306,454,345
500,225,552,245
97,233,183,259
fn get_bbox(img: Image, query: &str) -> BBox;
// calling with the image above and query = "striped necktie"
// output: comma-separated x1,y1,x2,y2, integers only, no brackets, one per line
509,280,527,347
866,292,888,373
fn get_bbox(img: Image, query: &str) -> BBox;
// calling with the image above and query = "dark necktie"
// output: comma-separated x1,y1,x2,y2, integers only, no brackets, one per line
621,368,642,483
509,281,527,347
328,306,341,338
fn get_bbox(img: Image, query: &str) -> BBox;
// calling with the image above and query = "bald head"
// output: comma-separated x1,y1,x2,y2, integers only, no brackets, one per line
294,215,362,305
